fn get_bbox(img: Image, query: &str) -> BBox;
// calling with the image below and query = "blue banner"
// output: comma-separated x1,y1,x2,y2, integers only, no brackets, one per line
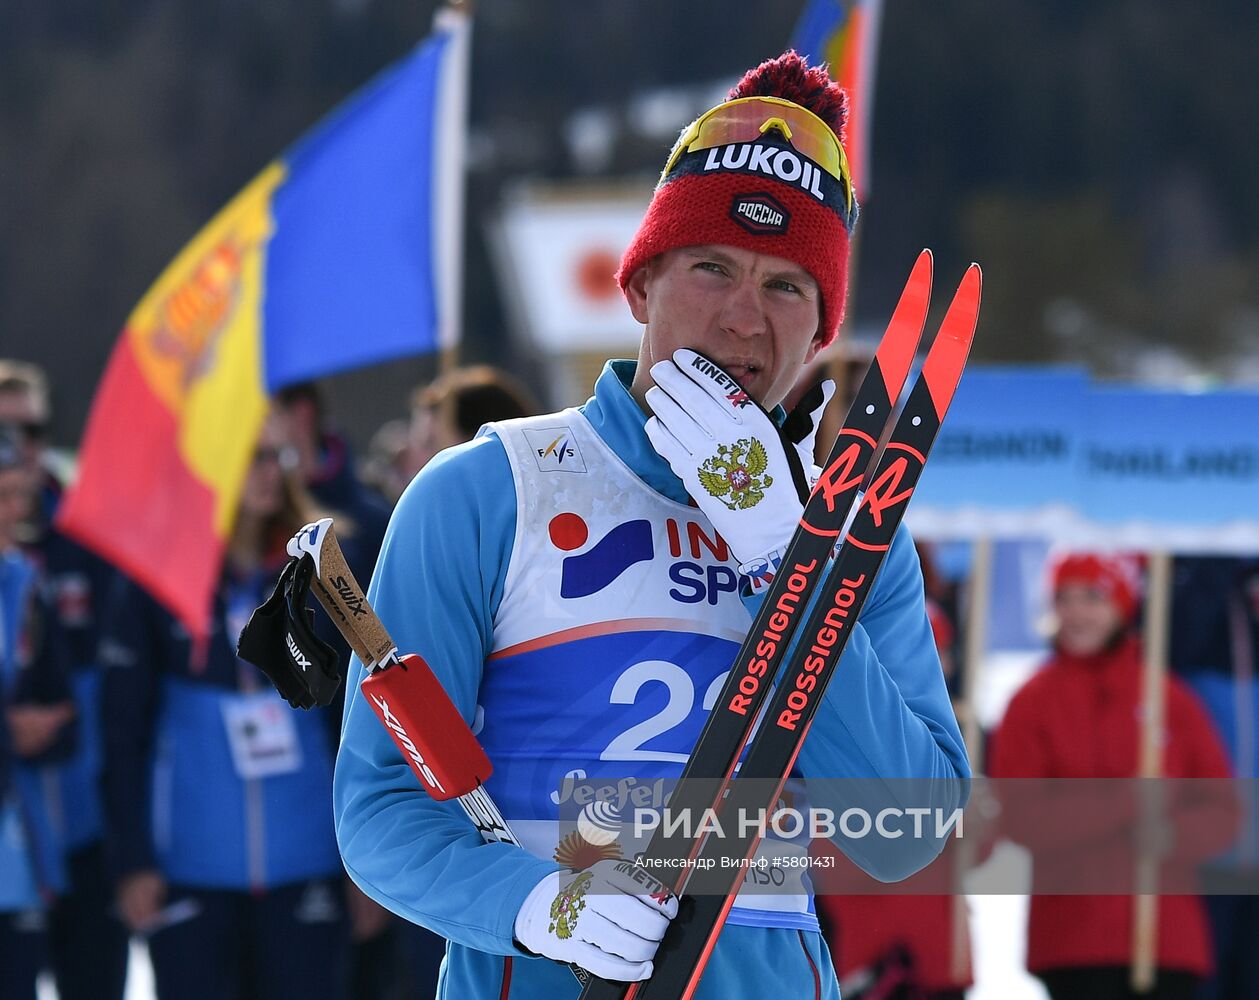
911,367,1087,537
909,368,1259,552
1079,388,1259,548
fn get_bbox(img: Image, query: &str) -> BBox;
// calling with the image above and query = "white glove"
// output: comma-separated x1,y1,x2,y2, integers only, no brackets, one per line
514,858,678,981
645,349,834,583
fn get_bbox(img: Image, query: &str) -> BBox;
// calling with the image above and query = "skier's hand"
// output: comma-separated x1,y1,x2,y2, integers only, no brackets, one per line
514,858,678,981
645,348,833,578
117,869,167,933
346,879,394,942
6,702,76,757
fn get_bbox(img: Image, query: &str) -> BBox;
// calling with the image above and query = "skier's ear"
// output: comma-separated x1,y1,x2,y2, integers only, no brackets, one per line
804,330,824,365
625,261,653,325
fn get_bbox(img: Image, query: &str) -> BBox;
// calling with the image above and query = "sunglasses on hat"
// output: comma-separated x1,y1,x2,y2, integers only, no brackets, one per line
663,96,854,214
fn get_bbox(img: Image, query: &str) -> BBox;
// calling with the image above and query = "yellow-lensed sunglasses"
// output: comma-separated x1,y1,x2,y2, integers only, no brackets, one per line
662,95,854,214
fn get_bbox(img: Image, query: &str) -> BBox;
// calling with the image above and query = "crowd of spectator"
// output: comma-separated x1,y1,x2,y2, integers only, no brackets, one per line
1,354,1256,1000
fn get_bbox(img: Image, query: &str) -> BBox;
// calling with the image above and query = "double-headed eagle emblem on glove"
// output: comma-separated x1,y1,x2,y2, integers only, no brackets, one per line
549,871,593,940
698,437,772,510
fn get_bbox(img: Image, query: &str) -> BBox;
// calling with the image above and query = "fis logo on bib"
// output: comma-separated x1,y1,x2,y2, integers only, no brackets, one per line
524,426,587,473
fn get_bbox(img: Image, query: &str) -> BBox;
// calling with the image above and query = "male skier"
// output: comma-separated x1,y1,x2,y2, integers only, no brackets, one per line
335,51,968,999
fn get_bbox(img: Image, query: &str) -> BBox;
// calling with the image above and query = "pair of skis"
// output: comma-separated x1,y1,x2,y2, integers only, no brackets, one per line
580,251,981,1000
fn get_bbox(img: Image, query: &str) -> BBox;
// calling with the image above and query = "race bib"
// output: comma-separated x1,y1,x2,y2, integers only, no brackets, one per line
221,693,303,780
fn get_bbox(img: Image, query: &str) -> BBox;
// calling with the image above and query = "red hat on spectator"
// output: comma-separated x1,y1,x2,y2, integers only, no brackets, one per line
1050,552,1142,621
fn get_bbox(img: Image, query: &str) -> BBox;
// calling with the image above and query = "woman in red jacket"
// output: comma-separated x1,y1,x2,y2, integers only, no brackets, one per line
990,552,1234,1000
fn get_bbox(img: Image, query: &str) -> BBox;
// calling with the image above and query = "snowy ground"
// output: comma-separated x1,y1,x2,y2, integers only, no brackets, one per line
967,893,1049,1000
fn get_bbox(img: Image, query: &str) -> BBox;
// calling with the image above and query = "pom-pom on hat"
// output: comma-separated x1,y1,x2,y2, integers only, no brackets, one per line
1050,552,1143,621
618,51,858,348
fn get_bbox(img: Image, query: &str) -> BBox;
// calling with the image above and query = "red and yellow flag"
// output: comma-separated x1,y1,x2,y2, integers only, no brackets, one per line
57,169,280,633
58,10,470,636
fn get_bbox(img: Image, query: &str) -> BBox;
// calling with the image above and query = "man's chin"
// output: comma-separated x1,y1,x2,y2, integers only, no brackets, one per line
1057,634,1106,657
751,377,790,412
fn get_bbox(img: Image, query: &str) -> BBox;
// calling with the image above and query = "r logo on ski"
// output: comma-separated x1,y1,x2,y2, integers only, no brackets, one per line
861,451,919,529
811,438,867,519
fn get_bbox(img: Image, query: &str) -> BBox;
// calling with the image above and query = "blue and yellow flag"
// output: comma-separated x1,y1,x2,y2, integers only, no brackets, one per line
59,8,470,636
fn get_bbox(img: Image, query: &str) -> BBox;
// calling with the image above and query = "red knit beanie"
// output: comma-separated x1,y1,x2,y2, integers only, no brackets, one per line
618,52,858,348
1050,552,1143,621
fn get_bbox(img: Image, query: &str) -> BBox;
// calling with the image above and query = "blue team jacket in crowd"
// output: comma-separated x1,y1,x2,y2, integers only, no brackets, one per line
100,566,342,890
0,547,69,911
26,478,114,852
334,362,970,999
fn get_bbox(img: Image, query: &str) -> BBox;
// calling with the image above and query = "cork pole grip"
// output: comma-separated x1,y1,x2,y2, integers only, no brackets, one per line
306,522,397,668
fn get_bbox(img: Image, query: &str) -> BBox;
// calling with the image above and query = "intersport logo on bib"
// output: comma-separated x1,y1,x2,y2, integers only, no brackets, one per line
547,512,739,605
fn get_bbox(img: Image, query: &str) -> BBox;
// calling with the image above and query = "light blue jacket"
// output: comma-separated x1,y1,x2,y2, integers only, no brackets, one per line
101,570,342,889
